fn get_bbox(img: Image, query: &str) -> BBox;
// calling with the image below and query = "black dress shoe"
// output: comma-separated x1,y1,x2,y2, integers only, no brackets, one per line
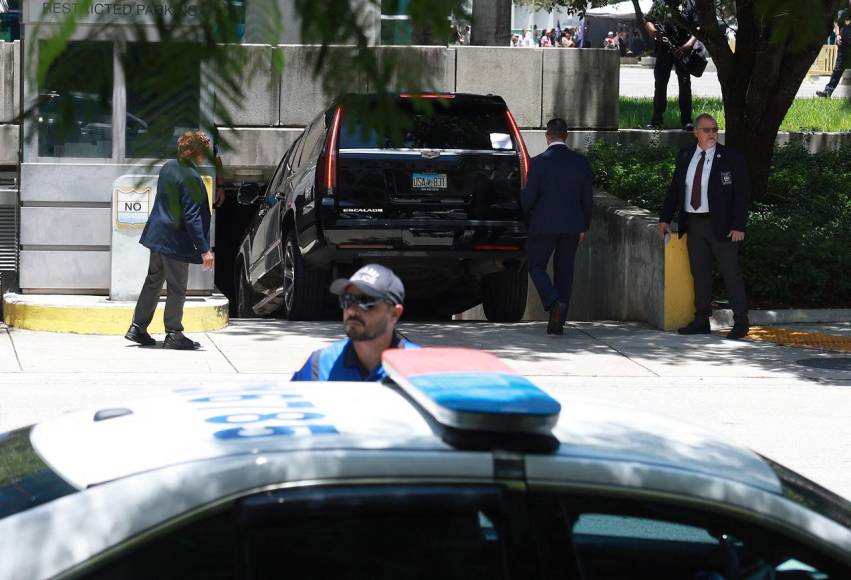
677,320,711,335
683,122,695,131
645,121,663,130
547,301,566,335
125,324,155,346
163,332,200,350
726,324,750,340
816,89,832,98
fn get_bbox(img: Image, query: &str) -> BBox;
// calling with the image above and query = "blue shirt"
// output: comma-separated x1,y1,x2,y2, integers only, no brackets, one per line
291,334,419,382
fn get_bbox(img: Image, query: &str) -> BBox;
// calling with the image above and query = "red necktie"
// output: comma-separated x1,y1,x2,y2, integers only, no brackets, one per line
691,151,706,211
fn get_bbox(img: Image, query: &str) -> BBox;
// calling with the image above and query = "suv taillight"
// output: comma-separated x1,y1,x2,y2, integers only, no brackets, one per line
322,106,343,194
505,110,530,189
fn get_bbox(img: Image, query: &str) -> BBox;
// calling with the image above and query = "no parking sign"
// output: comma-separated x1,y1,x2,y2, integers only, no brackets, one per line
115,186,152,228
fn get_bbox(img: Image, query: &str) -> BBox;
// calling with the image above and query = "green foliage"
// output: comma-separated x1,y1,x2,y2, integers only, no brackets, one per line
619,97,851,132
587,140,676,212
28,0,469,164
512,0,588,14
589,141,851,308
754,0,831,52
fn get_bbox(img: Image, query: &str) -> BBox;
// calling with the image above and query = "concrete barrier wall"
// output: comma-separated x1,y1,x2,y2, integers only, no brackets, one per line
456,47,543,128
458,191,667,327
214,45,281,126
279,46,369,126
542,49,619,130
218,126,851,181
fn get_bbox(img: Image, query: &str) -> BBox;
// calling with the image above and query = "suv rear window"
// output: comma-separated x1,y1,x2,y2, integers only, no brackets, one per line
340,100,514,151
0,427,76,519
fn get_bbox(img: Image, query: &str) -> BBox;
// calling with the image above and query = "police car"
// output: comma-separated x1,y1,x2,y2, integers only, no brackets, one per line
1,349,849,579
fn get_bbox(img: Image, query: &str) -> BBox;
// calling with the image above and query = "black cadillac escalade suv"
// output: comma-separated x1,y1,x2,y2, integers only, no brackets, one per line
234,93,531,321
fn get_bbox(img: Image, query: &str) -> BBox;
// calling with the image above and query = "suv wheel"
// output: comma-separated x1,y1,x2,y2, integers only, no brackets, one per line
481,265,528,322
235,262,256,318
281,229,327,320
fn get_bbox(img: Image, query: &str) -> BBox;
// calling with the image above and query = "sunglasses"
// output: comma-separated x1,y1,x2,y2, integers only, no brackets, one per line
339,293,384,311
697,127,719,134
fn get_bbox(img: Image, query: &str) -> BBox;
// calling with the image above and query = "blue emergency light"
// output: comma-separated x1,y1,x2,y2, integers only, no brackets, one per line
382,348,561,435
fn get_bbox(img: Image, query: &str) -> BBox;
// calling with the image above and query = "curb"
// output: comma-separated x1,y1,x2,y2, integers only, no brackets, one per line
2,293,229,335
711,308,851,327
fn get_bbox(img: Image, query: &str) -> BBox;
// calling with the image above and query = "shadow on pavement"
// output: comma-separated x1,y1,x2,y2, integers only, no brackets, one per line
219,319,851,383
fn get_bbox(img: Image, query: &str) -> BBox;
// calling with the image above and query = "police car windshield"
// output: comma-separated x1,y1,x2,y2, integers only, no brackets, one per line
0,427,76,519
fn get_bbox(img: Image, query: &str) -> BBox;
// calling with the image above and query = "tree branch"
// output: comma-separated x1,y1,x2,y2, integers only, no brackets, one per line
693,0,734,80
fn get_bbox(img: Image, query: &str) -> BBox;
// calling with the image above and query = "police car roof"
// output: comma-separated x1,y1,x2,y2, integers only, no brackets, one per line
30,381,781,494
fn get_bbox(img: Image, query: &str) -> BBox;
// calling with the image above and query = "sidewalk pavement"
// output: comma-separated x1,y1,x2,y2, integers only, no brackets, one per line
1,320,849,497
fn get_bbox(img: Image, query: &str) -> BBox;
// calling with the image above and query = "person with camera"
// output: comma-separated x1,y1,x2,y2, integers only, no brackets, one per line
644,0,698,131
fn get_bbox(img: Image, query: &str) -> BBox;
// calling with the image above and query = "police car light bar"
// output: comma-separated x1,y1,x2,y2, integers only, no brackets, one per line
382,348,561,435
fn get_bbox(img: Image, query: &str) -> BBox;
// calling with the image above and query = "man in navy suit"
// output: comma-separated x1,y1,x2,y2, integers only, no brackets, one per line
125,130,215,350
522,118,594,335
659,113,751,339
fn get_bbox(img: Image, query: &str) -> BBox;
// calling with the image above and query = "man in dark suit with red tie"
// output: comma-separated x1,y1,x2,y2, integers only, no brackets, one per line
659,113,751,339
522,118,594,336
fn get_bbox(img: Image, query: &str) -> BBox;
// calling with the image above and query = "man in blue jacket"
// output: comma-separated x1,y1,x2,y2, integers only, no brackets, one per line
292,264,418,381
125,130,214,350
522,118,594,335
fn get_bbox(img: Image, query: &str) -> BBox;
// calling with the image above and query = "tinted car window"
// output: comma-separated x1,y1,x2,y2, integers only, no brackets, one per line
301,117,326,162
240,485,507,579
0,427,76,519
263,153,289,206
83,484,508,580
290,134,307,172
83,506,235,579
554,497,850,580
340,100,514,151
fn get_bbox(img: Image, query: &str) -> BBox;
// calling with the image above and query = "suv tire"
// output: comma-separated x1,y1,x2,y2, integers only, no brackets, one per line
481,265,528,322
282,228,327,320
235,261,256,318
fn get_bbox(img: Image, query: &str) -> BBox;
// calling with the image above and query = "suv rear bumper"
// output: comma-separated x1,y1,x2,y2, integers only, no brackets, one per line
307,219,527,265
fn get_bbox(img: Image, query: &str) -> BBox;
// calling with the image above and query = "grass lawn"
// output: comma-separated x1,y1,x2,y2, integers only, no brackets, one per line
619,96,851,132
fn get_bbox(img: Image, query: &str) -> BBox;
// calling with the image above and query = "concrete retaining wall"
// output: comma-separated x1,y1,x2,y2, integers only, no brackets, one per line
218,126,851,181
542,49,619,130
456,47,543,128
458,190,667,327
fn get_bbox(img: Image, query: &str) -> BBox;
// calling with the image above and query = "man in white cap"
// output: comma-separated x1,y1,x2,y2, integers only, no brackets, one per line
291,264,419,381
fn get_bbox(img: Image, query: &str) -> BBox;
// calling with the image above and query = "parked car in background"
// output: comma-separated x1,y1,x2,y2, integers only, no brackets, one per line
234,93,531,320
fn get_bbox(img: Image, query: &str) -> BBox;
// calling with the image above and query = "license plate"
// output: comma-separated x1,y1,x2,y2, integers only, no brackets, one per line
412,172,447,191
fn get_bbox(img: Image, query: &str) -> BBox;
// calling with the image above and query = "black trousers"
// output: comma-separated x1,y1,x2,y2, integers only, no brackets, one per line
132,251,190,333
652,49,693,126
527,233,581,317
686,215,748,324
825,44,848,93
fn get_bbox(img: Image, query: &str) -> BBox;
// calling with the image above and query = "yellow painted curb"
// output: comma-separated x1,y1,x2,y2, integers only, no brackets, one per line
3,295,229,335
663,234,695,331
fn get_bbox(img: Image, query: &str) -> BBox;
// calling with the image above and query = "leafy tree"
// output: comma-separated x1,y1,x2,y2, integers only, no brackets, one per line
29,0,468,160
514,0,842,200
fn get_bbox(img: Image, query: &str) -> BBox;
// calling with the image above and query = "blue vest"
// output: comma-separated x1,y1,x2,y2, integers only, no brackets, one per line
291,335,419,382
